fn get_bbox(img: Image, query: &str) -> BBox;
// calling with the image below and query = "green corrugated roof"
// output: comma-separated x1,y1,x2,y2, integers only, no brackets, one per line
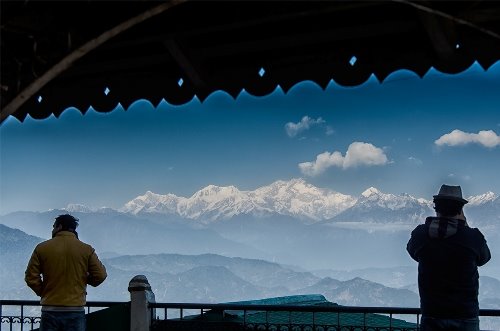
187,295,417,329
237,302,416,329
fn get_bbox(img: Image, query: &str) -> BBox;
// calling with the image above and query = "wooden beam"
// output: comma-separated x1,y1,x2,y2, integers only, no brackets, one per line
393,0,500,41
417,5,458,60
1,0,187,124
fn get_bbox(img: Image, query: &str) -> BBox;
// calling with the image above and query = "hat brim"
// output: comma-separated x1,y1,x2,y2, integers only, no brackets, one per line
433,195,468,204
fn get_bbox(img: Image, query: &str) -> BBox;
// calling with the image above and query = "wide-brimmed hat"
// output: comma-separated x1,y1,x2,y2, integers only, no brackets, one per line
433,184,468,204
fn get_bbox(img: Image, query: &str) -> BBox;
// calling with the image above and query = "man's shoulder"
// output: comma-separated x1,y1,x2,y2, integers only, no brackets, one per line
411,221,429,233
78,240,95,251
35,237,56,249
69,237,95,250
461,225,486,239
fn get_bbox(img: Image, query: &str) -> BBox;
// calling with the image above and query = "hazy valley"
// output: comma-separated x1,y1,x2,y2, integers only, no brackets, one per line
2,179,499,309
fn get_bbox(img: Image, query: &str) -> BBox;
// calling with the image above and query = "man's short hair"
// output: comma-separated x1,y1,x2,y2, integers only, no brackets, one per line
54,214,79,231
433,199,464,217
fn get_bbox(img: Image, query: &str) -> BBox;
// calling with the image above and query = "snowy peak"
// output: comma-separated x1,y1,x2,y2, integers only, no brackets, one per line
467,192,497,206
63,203,94,213
357,187,426,210
327,187,434,225
121,190,182,214
253,178,356,221
361,187,381,198
179,185,252,221
254,178,328,200
59,204,119,214
267,178,315,192
190,185,243,201
360,187,402,202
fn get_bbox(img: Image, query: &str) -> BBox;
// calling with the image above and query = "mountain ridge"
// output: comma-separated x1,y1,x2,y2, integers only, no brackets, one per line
57,179,497,224
2,223,498,313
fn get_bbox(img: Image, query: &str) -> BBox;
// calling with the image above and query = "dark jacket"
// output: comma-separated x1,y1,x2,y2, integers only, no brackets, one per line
407,217,491,318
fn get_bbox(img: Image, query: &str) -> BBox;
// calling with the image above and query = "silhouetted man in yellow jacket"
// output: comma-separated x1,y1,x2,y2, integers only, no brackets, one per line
25,214,107,331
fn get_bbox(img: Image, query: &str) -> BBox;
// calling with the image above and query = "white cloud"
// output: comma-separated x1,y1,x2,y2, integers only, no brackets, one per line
343,142,389,168
435,129,500,148
285,116,326,137
299,151,344,176
299,142,388,176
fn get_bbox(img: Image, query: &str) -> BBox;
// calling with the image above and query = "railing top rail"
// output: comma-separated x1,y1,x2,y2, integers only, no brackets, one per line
0,300,128,307
150,302,420,314
1,300,499,317
149,302,500,317
480,309,500,317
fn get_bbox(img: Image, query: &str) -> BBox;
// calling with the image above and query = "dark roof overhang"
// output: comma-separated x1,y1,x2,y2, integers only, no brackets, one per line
1,0,500,124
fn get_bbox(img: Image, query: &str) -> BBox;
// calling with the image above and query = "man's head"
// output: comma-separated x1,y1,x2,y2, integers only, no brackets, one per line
433,184,468,217
52,214,79,236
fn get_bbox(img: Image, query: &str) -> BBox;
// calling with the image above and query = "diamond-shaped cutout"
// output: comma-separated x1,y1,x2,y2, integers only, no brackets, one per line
178,78,184,87
349,56,357,66
37,96,43,103
259,67,266,77
104,87,110,95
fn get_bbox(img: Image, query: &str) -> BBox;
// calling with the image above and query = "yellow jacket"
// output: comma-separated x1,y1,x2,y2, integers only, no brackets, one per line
25,231,107,306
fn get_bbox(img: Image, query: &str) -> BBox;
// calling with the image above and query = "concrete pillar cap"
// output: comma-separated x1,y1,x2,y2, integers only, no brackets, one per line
128,275,152,292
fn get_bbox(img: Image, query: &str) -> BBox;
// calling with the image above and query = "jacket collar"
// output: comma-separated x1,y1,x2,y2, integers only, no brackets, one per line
54,231,77,238
425,216,465,239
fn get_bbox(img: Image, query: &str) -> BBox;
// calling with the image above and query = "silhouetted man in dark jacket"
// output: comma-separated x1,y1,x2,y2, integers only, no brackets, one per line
407,184,490,331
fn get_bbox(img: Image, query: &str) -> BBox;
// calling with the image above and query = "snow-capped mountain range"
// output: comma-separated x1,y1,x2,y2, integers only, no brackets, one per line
121,179,356,223
62,178,498,224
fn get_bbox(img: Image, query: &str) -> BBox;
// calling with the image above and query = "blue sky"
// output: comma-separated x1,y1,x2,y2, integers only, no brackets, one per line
1,62,499,215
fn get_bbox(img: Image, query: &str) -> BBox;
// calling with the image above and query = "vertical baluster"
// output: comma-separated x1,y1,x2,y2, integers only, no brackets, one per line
389,313,393,331
20,304,24,331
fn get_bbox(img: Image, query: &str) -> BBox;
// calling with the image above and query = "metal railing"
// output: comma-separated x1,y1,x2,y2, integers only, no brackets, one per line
149,302,500,331
2,300,500,331
0,300,126,331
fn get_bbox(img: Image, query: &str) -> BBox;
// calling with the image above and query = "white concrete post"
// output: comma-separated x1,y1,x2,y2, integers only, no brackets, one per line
128,275,156,331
